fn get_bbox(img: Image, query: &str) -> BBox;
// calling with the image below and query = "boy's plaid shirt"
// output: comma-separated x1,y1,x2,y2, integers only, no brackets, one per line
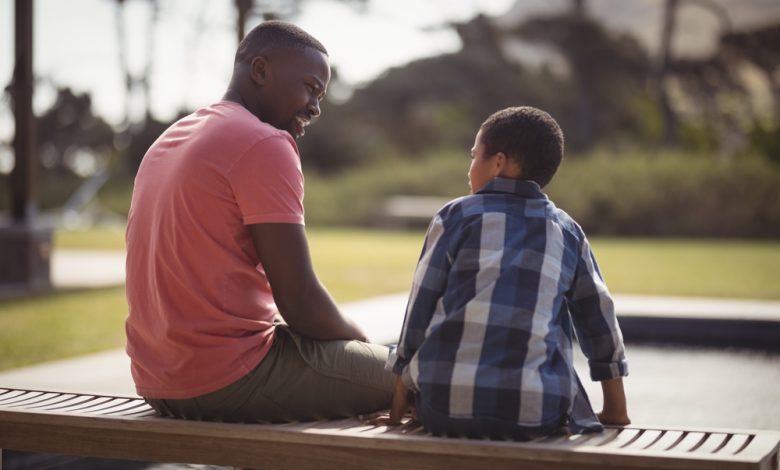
388,177,628,433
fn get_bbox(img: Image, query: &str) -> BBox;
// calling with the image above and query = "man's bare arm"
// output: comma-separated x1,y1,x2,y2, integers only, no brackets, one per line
249,223,367,341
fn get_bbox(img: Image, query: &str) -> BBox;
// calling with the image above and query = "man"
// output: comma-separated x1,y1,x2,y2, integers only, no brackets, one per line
125,21,394,422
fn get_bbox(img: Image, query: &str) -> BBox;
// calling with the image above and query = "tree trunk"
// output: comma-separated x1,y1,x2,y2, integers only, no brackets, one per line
658,0,679,147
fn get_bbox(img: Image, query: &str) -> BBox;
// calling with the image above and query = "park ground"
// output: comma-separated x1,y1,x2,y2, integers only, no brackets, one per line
1,227,779,371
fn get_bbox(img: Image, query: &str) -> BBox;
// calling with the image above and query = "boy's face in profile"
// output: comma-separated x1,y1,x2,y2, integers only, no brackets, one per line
468,129,495,194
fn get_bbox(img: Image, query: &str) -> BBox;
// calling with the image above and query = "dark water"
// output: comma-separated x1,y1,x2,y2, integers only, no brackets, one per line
574,344,780,431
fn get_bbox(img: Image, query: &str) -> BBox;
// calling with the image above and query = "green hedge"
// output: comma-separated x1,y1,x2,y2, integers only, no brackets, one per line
305,151,780,237
548,152,780,237
5,149,776,238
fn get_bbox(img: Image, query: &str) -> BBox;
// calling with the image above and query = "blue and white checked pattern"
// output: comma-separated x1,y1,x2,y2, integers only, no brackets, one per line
389,177,628,433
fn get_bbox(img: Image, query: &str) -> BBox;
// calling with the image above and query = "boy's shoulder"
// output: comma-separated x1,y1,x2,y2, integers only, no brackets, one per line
435,192,587,240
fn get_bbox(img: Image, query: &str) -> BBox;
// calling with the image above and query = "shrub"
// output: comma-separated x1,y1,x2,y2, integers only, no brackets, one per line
306,150,780,238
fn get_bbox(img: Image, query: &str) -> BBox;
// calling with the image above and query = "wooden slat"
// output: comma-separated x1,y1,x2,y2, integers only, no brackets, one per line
719,434,753,455
623,429,665,450
74,398,131,414
694,433,731,454
0,390,30,403
97,401,150,416
597,428,643,448
673,432,708,452
25,393,79,409
653,430,688,451
117,406,156,417
37,395,101,411
52,396,113,413
1,392,61,407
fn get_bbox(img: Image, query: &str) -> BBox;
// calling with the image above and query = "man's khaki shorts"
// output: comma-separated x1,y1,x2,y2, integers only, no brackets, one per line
146,324,394,423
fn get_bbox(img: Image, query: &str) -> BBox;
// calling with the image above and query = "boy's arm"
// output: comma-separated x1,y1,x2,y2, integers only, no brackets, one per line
567,235,630,423
363,376,412,426
365,215,452,427
389,214,451,380
598,378,630,425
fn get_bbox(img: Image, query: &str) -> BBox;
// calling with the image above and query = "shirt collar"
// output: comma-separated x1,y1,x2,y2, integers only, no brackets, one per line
476,177,547,200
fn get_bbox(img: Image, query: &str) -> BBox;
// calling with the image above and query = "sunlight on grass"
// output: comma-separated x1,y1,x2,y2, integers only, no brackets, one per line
2,227,777,371
592,238,780,300
0,287,127,371
308,228,421,302
55,227,126,251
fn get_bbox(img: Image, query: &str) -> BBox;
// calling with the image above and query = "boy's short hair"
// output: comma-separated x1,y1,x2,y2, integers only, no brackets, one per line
235,20,328,64
480,106,564,188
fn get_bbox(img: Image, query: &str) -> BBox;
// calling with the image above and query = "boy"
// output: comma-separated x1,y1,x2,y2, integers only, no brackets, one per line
370,106,629,439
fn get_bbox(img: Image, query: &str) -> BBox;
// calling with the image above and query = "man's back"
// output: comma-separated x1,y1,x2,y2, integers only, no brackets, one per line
125,101,304,399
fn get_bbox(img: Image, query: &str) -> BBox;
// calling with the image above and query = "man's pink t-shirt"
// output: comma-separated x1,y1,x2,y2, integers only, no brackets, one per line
125,101,304,399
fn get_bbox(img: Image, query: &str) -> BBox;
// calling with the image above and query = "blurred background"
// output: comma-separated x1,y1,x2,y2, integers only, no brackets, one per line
1,0,780,234
1,0,780,441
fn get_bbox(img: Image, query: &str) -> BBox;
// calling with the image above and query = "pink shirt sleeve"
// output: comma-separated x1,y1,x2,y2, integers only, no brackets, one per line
227,134,305,226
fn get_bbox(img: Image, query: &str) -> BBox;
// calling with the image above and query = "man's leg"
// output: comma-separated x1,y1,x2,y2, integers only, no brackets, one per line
253,325,394,421
148,325,394,423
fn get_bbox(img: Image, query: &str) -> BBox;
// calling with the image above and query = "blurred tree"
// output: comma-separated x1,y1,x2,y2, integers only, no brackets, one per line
112,0,159,126
0,84,117,211
235,0,368,43
655,0,731,147
506,12,653,150
36,87,115,176
297,14,573,173
721,24,780,124
667,23,779,159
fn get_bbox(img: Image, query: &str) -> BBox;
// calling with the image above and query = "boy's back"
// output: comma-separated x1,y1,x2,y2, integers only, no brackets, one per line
380,106,629,439
394,177,626,436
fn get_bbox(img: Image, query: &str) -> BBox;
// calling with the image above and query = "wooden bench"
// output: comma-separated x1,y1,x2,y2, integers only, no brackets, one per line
1,387,779,470
379,196,452,228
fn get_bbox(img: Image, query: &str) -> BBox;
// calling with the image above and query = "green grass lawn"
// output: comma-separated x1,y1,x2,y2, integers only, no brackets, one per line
1,228,778,371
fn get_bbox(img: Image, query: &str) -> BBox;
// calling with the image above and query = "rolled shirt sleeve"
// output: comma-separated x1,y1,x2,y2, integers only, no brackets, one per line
567,236,629,381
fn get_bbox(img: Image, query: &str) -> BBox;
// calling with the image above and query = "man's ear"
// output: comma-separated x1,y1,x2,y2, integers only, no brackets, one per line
249,56,271,87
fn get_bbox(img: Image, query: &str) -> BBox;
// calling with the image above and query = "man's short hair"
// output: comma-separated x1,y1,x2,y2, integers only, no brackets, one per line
235,20,327,64
480,106,564,188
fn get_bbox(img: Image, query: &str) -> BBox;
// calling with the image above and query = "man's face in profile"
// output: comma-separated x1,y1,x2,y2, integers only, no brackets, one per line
258,46,330,139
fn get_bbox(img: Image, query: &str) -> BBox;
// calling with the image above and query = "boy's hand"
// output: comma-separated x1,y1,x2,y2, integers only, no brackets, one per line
598,377,631,426
597,410,631,426
361,376,413,426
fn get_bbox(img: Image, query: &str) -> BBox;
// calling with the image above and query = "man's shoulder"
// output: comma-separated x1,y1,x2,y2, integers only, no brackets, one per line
169,102,298,162
201,101,292,142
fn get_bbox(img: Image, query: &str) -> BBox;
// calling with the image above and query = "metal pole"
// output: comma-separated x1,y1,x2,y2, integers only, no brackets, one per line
11,0,37,224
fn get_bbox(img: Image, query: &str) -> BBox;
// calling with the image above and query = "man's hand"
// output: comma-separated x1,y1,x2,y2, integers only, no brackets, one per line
249,223,367,341
362,376,414,426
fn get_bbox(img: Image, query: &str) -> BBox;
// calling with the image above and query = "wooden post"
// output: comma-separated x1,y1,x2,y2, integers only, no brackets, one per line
10,0,36,223
0,0,52,293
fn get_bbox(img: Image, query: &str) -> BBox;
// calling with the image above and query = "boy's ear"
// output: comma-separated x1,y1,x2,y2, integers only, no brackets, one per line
495,152,524,178
493,152,508,176
249,56,271,87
